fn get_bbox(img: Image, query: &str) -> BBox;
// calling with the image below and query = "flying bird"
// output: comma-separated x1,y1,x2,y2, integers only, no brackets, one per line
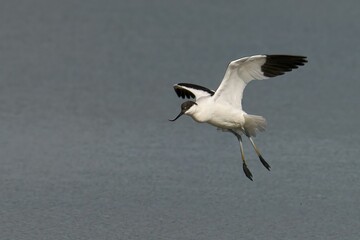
169,54,307,180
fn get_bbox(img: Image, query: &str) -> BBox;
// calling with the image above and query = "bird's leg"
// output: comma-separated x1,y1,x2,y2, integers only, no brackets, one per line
230,130,253,181
246,134,271,171
239,136,253,181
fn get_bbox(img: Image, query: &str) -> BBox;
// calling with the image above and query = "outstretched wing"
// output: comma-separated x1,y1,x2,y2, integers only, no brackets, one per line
213,55,307,109
173,83,215,100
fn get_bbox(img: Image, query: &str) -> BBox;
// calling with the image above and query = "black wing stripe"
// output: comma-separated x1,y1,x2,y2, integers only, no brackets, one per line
177,83,215,95
174,87,195,99
262,55,307,78
174,83,215,99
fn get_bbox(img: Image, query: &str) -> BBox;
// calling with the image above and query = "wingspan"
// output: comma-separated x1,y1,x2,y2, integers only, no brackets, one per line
213,55,307,109
173,83,215,100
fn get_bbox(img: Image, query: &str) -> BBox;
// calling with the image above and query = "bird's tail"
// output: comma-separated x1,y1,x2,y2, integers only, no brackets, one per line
243,114,267,137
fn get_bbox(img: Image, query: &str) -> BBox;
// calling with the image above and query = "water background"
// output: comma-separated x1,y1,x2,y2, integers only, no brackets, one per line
0,1,359,239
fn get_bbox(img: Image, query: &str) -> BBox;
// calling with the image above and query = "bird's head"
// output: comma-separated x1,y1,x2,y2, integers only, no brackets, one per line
169,101,197,122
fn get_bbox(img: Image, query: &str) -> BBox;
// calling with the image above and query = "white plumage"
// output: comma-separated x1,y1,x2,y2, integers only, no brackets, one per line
170,54,307,180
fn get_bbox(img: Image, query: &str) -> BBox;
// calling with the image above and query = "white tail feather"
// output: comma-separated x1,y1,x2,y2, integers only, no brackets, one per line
243,114,267,137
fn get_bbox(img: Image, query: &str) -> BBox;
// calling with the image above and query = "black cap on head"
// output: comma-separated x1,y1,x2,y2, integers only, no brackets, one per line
169,101,197,122
180,101,197,112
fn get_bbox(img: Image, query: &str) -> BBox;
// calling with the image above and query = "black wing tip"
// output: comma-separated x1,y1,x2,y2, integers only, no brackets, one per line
173,83,215,99
265,55,308,65
262,55,307,77
174,84,195,99
266,54,307,60
176,83,215,96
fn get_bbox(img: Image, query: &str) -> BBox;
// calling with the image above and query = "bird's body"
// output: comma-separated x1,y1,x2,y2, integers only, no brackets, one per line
170,54,307,180
190,97,246,128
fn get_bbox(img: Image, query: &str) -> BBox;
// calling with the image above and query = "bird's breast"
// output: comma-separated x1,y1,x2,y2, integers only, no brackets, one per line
190,101,245,129
190,106,211,123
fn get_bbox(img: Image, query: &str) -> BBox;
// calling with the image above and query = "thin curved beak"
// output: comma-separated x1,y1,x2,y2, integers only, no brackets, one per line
168,111,184,122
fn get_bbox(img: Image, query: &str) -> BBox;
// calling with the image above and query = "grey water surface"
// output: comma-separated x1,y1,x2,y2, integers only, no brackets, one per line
1,0,359,239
